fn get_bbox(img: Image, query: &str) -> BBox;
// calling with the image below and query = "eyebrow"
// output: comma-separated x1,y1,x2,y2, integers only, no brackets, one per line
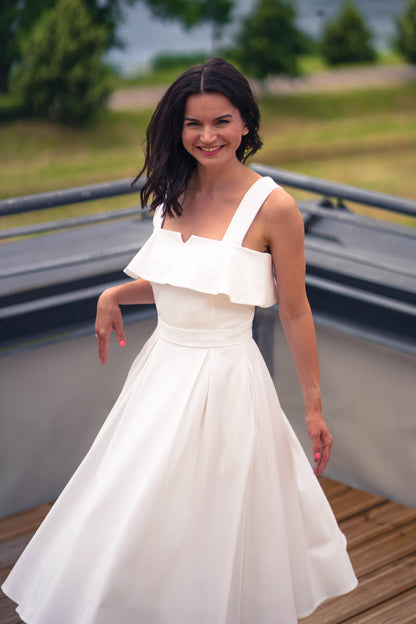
184,114,233,122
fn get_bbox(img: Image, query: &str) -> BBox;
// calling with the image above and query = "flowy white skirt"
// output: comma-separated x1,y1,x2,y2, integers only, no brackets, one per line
2,285,357,623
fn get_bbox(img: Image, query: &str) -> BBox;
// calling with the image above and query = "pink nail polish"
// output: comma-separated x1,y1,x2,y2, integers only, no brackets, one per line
120,340,126,347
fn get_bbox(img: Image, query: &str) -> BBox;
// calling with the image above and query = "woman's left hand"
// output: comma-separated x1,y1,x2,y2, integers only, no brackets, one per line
305,413,333,476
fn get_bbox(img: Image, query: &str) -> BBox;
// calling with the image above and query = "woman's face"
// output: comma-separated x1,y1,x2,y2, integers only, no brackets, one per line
182,92,248,168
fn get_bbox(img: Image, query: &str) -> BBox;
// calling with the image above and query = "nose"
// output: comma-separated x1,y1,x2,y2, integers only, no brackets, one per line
200,125,216,144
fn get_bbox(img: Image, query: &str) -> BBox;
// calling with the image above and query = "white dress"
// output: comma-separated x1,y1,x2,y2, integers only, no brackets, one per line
2,176,357,623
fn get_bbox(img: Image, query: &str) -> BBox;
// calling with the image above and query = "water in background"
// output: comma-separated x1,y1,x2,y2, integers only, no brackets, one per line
106,0,407,75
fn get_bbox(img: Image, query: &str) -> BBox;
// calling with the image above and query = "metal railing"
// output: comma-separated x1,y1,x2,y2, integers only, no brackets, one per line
251,164,416,217
1,164,416,241
1,164,415,354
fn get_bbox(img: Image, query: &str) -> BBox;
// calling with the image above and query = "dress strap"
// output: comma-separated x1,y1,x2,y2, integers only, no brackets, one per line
152,205,164,228
223,176,280,245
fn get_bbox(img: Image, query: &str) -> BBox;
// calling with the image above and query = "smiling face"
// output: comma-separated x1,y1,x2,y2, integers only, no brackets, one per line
181,92,249,169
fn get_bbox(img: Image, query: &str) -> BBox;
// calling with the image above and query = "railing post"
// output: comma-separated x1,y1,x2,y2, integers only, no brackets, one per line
253,308,276,376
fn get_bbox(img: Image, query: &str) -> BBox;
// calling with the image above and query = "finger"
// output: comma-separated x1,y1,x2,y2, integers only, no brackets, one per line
320,443,331,473
96,331,109,365
314,454,325,476
101,334,110,364
309,431,321,474
311,435,322,459
110,307,126,347
315,436,332,475
114,323,126,347
313,450,323,475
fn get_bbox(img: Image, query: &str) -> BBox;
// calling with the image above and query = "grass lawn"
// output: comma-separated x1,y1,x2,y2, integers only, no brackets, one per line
1,80,415,230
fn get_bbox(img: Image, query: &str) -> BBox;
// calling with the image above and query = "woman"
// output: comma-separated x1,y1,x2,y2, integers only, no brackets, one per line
2,58,357,623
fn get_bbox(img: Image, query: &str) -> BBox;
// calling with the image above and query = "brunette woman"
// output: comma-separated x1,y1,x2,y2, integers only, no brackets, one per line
2,58,357,624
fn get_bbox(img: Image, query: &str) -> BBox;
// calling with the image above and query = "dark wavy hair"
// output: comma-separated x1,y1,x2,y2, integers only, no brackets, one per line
133,57,263,217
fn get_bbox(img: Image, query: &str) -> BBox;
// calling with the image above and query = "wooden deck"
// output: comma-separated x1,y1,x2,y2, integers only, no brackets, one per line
1,477,415,623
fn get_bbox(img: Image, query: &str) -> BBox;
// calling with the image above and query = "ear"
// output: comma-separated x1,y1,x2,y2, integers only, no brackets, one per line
242,123,249,136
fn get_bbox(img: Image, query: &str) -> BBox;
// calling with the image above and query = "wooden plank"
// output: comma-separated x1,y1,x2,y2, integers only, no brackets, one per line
350,519,416,577
0,503,52,542
341,500,416,549
343,587,416,623
1,479,415,624
298,554,416,624
318,477,352,500
329,489,387,523
0,594,21,624
0,533,35,569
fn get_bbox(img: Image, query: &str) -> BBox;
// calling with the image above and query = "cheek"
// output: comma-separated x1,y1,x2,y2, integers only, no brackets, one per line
182,127,194,145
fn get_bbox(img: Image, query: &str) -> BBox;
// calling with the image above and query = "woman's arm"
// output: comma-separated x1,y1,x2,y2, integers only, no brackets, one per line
95,279,155,364
265,190,333,475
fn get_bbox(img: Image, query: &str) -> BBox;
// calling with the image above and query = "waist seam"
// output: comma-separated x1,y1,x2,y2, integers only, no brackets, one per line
156,319,252,348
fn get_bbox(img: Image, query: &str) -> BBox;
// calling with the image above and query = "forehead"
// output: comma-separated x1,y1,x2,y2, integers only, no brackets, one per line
184,92,240,118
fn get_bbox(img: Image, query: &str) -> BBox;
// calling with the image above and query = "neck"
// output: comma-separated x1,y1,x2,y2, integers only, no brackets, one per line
191,161,247,196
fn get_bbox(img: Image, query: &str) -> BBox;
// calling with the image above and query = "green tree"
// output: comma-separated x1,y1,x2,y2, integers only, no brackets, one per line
395,0,416,64
0,1,21,93
142,0,234,48
1,0,234,93
0,0,130,93
233,0,310,81
321,0,376,66
12,0,111,123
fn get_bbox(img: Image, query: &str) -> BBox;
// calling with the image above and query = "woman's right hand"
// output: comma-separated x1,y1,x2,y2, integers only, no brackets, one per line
95,288,126,364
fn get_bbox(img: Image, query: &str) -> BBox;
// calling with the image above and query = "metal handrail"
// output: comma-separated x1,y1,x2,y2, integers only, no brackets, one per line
0,177,145,217
0,206,144,240
251,164,416,217
1,167,416,221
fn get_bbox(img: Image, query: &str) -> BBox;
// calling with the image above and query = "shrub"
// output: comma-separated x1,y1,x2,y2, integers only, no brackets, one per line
152,52,211,72
233,0,311,81
395,0,416,64
321,0,377,66
11,0,112,123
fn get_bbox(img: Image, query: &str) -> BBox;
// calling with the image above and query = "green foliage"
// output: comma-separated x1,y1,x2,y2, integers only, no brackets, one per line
197,0,234,43
321,1,377,66
152,51,211,71
0,0,130,94
11,0,112,123
395,0,416,63
0,93,25,123
143,0,233,28
0,1,21,93
142,0,234,45
233,0,310,81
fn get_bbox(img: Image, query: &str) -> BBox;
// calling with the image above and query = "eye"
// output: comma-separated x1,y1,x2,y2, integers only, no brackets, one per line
184,121,199,127
216,119,230,125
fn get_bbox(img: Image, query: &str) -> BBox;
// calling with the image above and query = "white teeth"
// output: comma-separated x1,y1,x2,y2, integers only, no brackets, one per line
199,146,221,152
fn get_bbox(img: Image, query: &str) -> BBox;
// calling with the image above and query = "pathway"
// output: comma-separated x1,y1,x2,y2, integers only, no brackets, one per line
108,63,416,110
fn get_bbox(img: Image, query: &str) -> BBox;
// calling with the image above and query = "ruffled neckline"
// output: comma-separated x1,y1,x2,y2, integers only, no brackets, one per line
124,176,280,308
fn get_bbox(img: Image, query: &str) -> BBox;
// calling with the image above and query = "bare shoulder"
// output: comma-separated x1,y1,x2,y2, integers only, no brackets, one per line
261,186,304,236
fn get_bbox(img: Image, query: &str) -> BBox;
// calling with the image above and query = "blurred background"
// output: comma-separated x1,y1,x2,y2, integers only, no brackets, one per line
1,0,415,229
107,0,408,74
0,0,416,228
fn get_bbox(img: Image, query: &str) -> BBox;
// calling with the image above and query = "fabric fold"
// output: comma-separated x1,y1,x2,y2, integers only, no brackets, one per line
124,229,278,308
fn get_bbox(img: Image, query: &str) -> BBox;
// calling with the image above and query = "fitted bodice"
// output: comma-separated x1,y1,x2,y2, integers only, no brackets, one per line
151,282,255,347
